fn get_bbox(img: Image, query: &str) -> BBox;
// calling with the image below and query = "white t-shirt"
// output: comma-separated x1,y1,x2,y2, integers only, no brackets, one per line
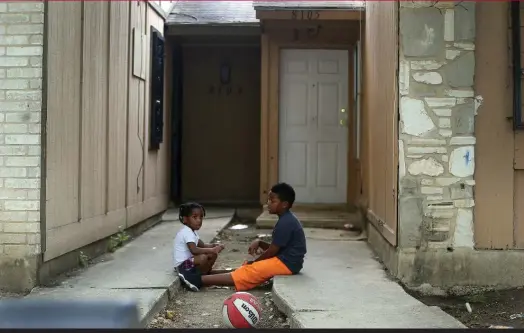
173,225,200,267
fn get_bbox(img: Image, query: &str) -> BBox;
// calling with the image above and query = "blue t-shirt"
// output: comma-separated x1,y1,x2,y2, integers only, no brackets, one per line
272,210,307,274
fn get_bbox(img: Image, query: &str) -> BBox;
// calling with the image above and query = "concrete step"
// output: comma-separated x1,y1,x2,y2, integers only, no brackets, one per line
256,208,364,230
271,239,466,328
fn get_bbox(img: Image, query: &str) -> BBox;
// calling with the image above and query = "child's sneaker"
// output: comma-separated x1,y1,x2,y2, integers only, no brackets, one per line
177,265,202,292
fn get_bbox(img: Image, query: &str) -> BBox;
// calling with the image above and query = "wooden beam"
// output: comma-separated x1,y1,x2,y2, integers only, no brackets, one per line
267,40,280,189
515,131,524,170
256,9,363,21
259,34,270,204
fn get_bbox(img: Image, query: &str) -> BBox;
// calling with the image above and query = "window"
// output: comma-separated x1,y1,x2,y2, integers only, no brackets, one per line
149,26,165,150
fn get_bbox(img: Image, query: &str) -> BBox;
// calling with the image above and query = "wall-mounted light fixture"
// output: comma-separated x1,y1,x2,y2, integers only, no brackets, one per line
220,62,231,85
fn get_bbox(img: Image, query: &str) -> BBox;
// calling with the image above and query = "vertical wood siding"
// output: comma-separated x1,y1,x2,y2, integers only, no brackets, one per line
362,2,399,245
44,1,170,261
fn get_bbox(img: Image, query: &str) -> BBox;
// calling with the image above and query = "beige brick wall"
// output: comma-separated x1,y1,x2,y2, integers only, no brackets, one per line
0,1,43,260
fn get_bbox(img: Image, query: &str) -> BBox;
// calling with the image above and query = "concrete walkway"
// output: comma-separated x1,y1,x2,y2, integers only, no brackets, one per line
25,208,233,327
272,229,466,329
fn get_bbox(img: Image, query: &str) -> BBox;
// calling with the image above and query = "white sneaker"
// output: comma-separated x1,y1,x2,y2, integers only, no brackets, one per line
177,272,199,292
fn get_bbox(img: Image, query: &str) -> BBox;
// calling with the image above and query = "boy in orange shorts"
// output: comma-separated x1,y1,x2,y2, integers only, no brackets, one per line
178,182,307,292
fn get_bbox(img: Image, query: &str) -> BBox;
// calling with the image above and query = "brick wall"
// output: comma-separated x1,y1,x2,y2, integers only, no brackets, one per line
0,1,43,291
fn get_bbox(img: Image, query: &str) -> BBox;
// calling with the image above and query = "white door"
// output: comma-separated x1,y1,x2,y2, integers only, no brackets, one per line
279,49,349,204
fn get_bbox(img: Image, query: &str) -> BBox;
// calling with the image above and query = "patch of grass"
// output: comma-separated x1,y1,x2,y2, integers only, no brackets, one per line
78,251,90,268
108,226,131,253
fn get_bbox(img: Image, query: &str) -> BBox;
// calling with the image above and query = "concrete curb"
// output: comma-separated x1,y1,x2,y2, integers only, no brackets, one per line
139,279,183,327
140,214,234,327
140,289,170,327
271,278,305,328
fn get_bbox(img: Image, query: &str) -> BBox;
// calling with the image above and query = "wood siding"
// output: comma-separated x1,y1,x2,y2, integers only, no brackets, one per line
475,2,524,249
44,1,170,261
259,19,361,205
361,2,398,246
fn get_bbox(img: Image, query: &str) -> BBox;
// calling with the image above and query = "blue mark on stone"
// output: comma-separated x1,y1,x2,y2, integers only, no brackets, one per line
463,150,471,166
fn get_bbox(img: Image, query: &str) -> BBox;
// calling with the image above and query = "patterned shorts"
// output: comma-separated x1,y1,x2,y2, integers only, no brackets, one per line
178,257,195,271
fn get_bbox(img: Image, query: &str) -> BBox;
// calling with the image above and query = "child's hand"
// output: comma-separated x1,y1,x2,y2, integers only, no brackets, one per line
213,243,225,250
248,240,260,256
212,245,223,254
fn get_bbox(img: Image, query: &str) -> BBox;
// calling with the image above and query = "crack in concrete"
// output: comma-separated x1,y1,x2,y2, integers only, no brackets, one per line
295,309,327,313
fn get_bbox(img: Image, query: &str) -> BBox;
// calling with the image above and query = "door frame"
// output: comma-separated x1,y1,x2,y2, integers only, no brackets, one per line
170,42,183,204
277,48,350,204
259,36,358,208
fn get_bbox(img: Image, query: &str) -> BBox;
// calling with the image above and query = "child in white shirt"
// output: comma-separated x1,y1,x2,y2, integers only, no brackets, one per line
173,202,224,291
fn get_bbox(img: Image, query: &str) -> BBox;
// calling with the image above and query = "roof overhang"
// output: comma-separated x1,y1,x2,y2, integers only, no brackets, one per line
166,24,261,36
165,0,364,32
165,1,259,28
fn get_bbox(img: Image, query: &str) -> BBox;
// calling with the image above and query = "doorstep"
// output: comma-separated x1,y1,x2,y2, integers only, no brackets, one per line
256,204,364,230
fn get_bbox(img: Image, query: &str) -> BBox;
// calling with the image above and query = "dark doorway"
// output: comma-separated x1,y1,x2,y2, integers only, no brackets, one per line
169,35,261,206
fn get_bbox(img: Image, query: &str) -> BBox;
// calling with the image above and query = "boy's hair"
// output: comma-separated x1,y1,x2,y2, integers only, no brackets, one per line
271,182,296,208
178,202,206,224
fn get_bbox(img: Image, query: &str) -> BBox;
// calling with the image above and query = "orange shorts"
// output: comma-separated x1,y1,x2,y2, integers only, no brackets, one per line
230,257,292,291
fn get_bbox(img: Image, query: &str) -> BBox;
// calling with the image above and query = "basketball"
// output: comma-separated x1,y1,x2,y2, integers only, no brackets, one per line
222,292,262,328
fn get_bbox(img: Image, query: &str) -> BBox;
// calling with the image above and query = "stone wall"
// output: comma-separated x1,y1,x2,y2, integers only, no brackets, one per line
398,2,478,251
0,1,44,292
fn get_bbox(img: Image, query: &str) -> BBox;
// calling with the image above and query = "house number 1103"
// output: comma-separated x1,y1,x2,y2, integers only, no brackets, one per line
291,10,320,20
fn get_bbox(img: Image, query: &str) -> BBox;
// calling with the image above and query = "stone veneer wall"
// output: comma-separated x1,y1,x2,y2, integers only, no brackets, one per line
0,1,44,292
398,2,478,251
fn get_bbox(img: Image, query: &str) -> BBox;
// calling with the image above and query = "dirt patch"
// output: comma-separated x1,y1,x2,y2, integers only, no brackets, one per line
150,289,288,329
149,219,288,329
412,288,524,328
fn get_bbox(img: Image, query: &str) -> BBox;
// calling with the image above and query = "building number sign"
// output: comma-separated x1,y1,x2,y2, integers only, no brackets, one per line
208,85,243,96
291,10,320,20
